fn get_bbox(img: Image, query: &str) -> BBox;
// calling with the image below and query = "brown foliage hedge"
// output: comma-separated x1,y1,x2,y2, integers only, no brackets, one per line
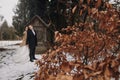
35,1,120,80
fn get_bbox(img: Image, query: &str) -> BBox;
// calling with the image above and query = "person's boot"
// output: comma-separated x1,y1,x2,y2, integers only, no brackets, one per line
33,58,37,60
30,59,34,62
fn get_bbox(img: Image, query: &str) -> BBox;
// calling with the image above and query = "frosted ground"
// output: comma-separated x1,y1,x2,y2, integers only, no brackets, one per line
0,41,41,80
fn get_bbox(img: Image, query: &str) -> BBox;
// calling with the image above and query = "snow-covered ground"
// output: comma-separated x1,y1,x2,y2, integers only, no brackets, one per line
0,40,22,49
0,41,118,80
0,41,41,80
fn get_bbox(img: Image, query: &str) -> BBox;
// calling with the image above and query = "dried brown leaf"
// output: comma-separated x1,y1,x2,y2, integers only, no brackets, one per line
72,5,77,14
56,74,73,80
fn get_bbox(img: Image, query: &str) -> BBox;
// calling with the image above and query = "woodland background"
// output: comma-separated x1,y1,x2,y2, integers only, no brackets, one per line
0,0,119,40
0,0,120,80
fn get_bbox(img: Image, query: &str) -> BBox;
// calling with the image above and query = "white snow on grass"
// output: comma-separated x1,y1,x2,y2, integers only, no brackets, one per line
0,41,41,80
0,40,22,49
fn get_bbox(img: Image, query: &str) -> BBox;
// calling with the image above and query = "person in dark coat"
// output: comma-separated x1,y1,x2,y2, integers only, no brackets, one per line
26,25,37,62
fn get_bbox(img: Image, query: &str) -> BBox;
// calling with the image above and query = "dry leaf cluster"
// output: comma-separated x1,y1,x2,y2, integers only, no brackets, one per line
35,1,120,80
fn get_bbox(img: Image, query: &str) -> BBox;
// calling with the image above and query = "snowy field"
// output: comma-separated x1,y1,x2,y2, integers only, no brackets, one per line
0,41,41,80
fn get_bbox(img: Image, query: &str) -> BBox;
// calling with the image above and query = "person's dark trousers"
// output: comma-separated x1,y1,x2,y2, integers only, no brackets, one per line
29,46,36,61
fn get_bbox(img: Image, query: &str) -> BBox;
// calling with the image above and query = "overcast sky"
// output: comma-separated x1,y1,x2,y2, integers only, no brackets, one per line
0,0,18,26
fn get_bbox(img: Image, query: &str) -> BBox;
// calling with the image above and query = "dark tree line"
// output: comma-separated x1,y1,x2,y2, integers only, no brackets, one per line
13,0,75,36
0,21,17,40
13,0,119,37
